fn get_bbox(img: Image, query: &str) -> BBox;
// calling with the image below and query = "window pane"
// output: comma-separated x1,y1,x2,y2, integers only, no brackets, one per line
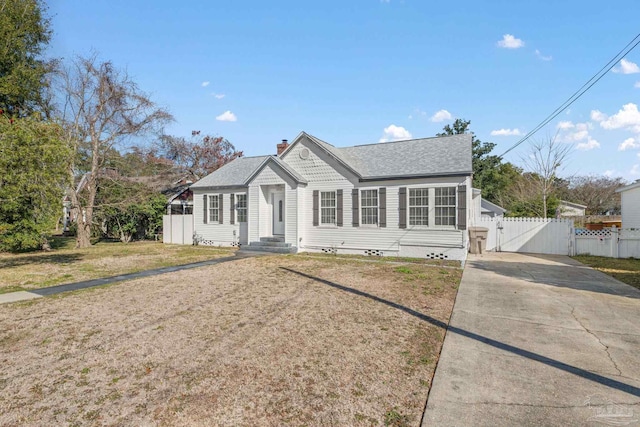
320,191,336,225
434,187,456,227
236,194,247,223
361,189,378,225
408,188,429,226
209,195,219,222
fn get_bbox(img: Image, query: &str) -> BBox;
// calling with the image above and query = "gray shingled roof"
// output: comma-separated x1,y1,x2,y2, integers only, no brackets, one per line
190,155,307,189
190,156,269,188
304,133,472,179
192,132,472,188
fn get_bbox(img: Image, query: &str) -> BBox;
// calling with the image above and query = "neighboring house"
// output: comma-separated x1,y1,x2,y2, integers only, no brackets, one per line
558,200,587,217
189,132,473,260
163,178,194,215
481,198,506,218
616,180,640,228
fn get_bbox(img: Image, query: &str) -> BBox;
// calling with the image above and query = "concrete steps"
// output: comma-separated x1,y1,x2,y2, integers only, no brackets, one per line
246,236,294,254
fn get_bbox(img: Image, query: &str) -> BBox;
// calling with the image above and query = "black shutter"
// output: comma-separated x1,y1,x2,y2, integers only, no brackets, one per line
352,189,359,227
313,190,319,226
336,189,343,227
230,193,235,225
379,188,386,227
457,185,467,230
203,194,208,224
399,187,407,229
218,194,224,224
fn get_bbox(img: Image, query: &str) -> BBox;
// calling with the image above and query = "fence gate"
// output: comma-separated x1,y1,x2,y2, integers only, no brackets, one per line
163,214,193,245
478,217,574,256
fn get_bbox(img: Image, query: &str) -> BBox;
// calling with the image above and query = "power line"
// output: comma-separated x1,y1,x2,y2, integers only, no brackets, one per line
499,32,640,158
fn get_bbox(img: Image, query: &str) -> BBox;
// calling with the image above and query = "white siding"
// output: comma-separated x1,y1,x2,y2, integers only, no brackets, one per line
286,186,297,246
247,163,301,244
248,186,260,242
192,190,245,246
621,187,640,229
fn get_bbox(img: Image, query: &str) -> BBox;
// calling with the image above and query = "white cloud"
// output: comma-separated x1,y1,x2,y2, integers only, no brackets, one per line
535,49,552,61
619,137,640,151
590,110,607,122
612,58,640,74
497,34,525,49
379,124,412,142
430,109,452,122
212,93,225,99
201,81,210,87
558,121,591,142
576,137,600,151
631,164,640,175
603,169,616,177
215,110,237,122
594,103,640,133
635,82,640,88
490,128,522,136
556,121,575,130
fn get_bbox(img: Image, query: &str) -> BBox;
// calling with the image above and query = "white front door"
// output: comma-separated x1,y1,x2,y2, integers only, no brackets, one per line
272,192,285,235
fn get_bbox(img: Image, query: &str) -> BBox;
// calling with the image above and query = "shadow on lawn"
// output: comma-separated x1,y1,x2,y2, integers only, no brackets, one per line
280,267,640,398
0,253,84,270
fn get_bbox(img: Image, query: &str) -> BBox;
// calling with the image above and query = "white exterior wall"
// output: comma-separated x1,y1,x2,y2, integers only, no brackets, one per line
247,163,301,246
621,187,640,229
560,204,586,217
282,136,469,261
192,189,246,246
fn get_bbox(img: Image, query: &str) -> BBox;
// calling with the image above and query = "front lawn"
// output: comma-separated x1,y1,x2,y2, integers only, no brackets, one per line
0,255,461,426
573,255,640,290
0,237,234,293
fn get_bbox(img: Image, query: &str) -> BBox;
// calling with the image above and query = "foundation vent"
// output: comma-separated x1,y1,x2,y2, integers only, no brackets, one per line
364,249,383,256
426,252,448,260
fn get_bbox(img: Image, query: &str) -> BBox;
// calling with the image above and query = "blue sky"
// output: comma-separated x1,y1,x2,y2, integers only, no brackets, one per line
48,0,640,181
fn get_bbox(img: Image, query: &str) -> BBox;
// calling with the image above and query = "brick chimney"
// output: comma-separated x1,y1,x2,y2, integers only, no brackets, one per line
277,139,289,155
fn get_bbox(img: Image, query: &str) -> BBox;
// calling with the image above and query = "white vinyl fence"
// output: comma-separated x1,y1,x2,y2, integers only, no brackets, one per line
574,227,640,258
163,215,193,245
478,218,574,256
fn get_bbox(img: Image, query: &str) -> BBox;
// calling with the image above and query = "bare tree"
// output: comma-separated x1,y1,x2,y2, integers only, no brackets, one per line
59,55,172,248
566,175,624,215
520,135,573,219
160,131,243,181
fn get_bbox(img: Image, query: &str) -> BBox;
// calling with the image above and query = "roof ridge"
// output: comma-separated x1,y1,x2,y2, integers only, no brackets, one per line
347,133,468,149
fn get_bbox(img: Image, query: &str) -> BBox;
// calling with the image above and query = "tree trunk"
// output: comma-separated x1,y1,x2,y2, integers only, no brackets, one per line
76,216,92,248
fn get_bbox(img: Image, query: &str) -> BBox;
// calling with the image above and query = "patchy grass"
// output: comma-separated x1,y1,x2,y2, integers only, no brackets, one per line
0,239,234,292
0,255,461,426
573,255,640,290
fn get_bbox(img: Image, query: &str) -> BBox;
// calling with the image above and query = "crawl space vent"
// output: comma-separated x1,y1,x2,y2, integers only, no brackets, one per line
426,252,449,260
364,249,383,256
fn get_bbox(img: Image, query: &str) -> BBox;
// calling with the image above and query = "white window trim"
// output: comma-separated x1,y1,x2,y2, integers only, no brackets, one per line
236,194,247,223
320,191,337,226
208,194,219,224
434,186,457,228
360,188,379,227
408,187,429,227
405,186,458,230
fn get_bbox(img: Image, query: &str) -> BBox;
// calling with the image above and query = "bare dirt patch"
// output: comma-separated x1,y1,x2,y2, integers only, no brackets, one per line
0,240,234,292
0,255,461,426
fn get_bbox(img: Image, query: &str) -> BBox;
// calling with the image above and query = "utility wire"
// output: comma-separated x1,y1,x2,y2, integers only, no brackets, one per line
499,32,640,158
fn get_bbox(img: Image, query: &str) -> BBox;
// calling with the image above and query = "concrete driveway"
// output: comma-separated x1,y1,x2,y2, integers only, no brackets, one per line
423,252,640,427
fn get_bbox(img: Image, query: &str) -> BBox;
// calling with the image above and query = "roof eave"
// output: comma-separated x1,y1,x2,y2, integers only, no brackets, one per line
358,171,473,182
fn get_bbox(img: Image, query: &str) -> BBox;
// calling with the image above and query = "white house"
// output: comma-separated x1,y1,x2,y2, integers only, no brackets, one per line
558,200,587,217
189,132,473,261
616,180,640,229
